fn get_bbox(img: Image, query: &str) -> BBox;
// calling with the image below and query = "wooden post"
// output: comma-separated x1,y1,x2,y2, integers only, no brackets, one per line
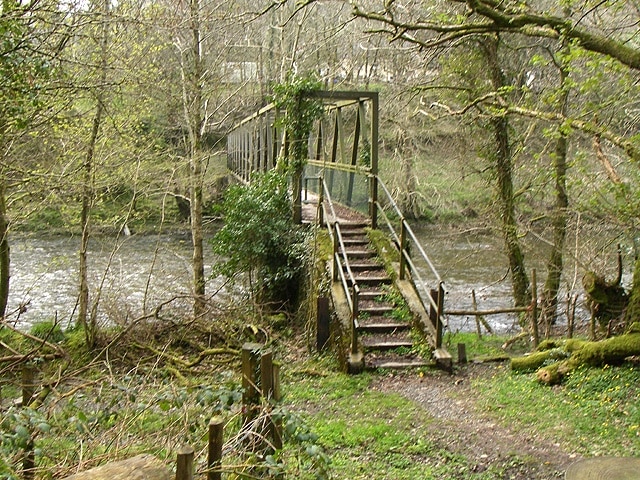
207,418,223,480
472,290,482,339
351,287,359,356
21,363,36,479
317,177,324,226
316,296,330,352
457,343,467,364
531,269,539,348
23,440,35,480
176,446,194,480
332,226,339,281
242,343,262,424
272,362,283,450
260,350,274,400
430,285,444,349
22,363,35,407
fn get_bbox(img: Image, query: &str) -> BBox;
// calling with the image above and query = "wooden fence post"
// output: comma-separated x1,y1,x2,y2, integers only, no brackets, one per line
457,343,467,364
399,221,407,280
260,350,274,399
175,445,194,480
208,418,223,480
21,364,36,479
242,343,262,424
430,286,444,349
531,269,539,348
22,363,35,407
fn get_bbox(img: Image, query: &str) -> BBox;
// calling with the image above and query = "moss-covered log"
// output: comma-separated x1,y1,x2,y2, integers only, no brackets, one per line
511,349,568,372
535,331,640,385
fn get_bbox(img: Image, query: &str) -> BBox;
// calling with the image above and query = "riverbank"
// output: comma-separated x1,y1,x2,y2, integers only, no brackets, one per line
2,319,638,479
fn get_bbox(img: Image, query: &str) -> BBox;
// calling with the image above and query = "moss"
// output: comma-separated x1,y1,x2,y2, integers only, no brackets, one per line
568,333,640,367
537,339,562,351
365,228,399,281
536,362,561,385
511,348,568,372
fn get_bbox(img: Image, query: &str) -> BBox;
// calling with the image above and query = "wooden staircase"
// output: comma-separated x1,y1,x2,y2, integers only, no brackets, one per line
339,222,431,370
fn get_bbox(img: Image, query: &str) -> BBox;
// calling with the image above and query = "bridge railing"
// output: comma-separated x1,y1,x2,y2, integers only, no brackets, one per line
310,175,361,358
374,177,445,347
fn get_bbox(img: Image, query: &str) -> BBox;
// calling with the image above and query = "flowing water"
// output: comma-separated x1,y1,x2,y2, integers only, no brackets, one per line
5,226,633,333
6,233,221,330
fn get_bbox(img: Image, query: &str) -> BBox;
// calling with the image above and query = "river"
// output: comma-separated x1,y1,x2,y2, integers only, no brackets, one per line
4,226,634,333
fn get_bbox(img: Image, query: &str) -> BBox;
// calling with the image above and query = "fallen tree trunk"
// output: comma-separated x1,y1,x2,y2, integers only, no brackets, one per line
510,324,640,385
536,332,640,385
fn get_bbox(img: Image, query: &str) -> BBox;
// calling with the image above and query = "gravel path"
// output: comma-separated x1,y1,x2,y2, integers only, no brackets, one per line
371,363,580,479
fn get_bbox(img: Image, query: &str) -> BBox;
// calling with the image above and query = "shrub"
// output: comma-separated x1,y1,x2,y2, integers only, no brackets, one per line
211,170,309,310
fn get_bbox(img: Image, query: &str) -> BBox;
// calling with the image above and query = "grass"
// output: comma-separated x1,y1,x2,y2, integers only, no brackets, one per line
473,362,640,457
2,321,639,479
283,357,526,479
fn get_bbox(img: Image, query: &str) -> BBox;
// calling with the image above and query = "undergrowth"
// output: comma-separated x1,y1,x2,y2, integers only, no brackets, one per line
473,361,640,457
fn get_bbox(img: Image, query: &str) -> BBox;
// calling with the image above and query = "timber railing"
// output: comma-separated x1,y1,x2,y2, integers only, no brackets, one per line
374,177,445,348
36,343,281,480
309,175,362,359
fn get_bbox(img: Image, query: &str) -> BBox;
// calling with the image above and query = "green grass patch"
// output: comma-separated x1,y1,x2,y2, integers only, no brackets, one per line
443,331,519,361
284,361,519,479
473,362,640,456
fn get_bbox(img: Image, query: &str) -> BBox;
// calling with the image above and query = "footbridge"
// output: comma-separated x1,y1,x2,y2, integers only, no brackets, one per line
227,90,451,371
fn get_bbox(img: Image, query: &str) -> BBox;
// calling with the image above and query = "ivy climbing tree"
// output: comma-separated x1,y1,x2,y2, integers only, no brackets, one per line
271,75,323,224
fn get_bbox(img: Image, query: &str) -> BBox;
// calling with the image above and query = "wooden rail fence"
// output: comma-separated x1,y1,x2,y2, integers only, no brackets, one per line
0,343,281,480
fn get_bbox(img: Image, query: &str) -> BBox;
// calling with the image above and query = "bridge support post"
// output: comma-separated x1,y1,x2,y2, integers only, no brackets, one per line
399,221,407,280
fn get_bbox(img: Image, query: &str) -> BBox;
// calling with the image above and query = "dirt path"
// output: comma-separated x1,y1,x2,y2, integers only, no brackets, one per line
371,363,580,479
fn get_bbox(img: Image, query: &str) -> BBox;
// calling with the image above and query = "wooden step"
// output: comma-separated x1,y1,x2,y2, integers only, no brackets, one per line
367,357,431,370
338,221,369,230
361,334,413,351
344,249,376,259
340,229,367,237
357,319,411,334
342,238,369,247
358,289,386,301
351,275,391,286
359,305,394,316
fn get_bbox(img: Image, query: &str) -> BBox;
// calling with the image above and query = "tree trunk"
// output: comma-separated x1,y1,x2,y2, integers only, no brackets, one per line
186,0,206,318
624,259,640,325
541,49,570,330
0,182,9,319
79,0,109,347
481,34,530,307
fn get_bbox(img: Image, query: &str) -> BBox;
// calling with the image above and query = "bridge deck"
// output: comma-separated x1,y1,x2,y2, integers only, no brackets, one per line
301,193,369,226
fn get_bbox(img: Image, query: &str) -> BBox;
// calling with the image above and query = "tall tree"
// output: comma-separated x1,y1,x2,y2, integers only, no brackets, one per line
77,0,110,346
0,0,56,319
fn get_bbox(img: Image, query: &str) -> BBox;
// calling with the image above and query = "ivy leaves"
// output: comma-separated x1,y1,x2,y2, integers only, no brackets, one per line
271,75,323,171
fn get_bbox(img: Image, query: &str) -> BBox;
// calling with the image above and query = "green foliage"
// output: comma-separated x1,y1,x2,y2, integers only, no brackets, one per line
271,75,323,171
475,362,640,455
211,170,309,308
284,363,529,479
0,4,50,132
29,320,65,343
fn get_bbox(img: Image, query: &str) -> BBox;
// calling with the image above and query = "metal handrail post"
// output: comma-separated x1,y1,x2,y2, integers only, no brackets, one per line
399,220,407,280
351,286,360,355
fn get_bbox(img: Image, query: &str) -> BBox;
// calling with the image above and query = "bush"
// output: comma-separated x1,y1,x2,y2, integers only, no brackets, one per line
211,170,309,310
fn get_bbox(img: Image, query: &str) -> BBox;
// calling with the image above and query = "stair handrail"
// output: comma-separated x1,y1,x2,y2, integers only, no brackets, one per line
375,176,444,324
312,176,361,356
